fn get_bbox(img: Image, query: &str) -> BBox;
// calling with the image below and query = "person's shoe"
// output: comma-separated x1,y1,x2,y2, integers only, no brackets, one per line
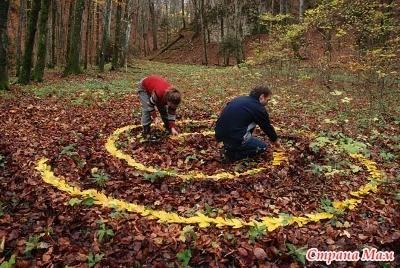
162,120,172,134
142,124,158,142
220,148,234,164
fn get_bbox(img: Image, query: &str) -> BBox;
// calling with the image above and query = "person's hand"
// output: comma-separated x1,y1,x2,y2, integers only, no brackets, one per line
171,127,179,136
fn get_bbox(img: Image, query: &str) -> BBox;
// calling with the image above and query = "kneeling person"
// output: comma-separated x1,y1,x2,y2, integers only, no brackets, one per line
137,75,181,136
215,85,280,162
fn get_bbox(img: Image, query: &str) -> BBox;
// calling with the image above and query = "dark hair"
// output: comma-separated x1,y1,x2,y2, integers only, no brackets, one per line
249,85,272,99
166,88,181,105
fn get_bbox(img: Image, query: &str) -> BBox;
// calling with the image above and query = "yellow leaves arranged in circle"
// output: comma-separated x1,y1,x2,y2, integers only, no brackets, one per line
36,121,384,232
105,120,289,181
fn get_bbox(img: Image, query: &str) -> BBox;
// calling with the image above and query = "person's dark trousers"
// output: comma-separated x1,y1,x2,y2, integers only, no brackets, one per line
224,137,267,161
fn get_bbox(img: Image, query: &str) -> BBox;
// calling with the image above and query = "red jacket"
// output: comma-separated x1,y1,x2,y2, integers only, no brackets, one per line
141,75,173,106
141,75,177,129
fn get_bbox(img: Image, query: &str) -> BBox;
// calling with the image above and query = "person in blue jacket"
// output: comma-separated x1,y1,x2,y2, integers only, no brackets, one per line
215,85,281,162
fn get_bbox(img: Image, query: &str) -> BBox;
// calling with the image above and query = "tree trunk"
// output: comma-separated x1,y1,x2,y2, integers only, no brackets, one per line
57,0,63,64
234,0,243,64
95,1,100,65
64,0,85,76
299,0,305,21
84,0,92,69
33,0,50,82
112,0,122,70
220,15,224,41
271,0,275,14
200,0,207,65
280,0,284,14
99,0,112,72
181,0,186,29
49,0,57,67
286,0,289,14
121,0,133,71
65,0,75,64
16,0,26,77
149,0,158,51
90,0,96,65
140,0,149,57
165,1,169,43
18,0,41,85
0,0,10,90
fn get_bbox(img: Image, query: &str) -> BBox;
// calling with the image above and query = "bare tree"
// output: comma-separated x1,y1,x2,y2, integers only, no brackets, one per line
165,0,169,43
181,0,186,28
64,0,86,75
84,0,93,69
99,0,112,72
65,0,75,64
49,0,57,68
16,0,26,77
0,0,10,90
200,0,208,65
299,0,305,21
112,0,123,70
121,0,134,71
149,0,158,51
19,0,41,85
33,0,50,82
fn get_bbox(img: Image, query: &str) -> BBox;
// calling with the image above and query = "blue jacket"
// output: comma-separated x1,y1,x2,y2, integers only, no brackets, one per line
215,95,278,145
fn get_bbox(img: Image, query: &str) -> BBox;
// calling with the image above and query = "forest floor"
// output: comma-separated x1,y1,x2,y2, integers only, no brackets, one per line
0,60,399,267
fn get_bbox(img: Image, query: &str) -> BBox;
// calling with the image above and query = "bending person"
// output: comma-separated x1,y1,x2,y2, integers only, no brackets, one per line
137,75,181,137
215,85,281,162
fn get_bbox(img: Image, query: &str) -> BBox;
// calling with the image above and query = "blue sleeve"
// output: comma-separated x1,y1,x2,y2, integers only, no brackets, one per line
253,105,278,142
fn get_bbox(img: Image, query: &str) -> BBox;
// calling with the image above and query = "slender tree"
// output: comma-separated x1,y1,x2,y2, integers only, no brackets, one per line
181,0,186,29
90,0,96,65
219,1,225,41
165,1,169,43
99,0,112,72
64,0,85,76
33,0,50,82
0,0,10,90
149,0,158,51
65,0,75,65
112,0,122,70
271,0,275,14
280,0,284,14
95,1,100,65
18,0,41,85
141,0,149,56
121,0,133,71
200,0,208,65
84,0,92,69
49,0,57,67
299,0,305,21
16,0,26,77
57,0,64,64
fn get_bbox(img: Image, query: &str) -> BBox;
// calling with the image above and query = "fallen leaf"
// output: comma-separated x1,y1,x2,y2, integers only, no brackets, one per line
253,247,267,260
237,247,248,257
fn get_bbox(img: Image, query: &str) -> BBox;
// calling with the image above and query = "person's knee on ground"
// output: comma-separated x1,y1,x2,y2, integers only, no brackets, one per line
223,138,267,162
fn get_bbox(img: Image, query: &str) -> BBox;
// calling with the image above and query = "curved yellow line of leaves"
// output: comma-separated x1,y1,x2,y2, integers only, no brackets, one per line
36,152,383,230
105,120,288,180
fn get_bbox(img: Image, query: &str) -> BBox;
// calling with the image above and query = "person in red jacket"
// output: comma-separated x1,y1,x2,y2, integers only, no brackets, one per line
137,75,181,136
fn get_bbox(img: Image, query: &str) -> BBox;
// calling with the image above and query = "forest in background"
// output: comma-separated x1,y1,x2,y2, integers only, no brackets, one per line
0,0,399,91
